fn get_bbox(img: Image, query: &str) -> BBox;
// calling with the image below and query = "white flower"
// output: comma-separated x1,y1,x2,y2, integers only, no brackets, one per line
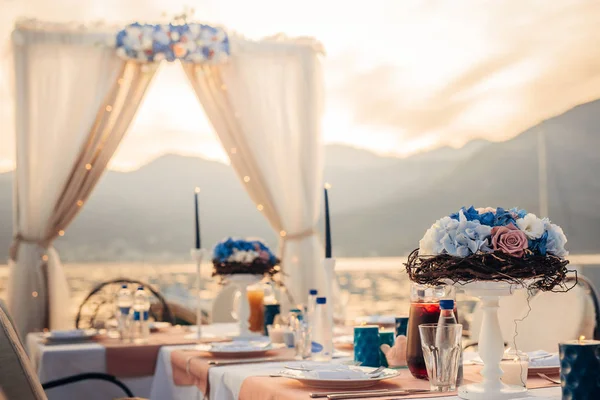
516,213,545,239
546,223,568,257
171,31,180,41
419,216,458,256
228,249,259,263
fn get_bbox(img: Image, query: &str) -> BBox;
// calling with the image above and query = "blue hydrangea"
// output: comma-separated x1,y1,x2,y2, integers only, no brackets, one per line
528,231,548,256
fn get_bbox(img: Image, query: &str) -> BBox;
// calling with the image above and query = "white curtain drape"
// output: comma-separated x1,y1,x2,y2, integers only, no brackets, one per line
7,23,156,337
184,36,325,304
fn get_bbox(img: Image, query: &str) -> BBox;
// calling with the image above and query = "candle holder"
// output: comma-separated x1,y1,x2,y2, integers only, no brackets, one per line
228,274,263,339
354,325,381,367
559,339,600,399
323,257,336,327
457,281,527,400
186,248,209,340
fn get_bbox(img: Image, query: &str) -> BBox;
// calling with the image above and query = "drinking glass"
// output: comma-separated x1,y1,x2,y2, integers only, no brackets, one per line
407,284,456,379
418,323,463,392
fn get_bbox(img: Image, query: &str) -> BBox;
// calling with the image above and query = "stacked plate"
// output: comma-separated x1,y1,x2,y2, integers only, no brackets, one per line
43,329,99,344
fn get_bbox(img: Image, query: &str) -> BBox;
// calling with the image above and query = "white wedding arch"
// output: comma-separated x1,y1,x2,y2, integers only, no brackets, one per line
7,19,326,337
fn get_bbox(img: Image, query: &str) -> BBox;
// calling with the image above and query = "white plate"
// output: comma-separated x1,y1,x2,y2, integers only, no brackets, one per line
43,329,99,344
196,341,286,358
277,366,400,389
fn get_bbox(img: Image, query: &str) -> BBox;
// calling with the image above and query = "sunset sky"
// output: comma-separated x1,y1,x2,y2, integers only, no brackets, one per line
1,0,600,171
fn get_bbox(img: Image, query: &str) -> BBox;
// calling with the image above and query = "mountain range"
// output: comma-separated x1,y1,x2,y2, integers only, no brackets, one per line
1,100,600,261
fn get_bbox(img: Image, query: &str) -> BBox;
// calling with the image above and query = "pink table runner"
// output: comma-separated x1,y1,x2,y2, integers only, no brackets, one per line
171,348,296,396
171,354,559,400
238,367,558,399
96,327,228,377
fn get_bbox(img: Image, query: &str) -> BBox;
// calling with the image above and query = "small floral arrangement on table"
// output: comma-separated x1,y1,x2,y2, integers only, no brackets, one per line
405,206,572,292
212,237,280,278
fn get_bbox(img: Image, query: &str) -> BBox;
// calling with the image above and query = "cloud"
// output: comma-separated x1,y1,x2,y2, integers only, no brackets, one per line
326,0,600,152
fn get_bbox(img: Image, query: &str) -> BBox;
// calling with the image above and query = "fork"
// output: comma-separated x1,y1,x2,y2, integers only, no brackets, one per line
537,373,561,385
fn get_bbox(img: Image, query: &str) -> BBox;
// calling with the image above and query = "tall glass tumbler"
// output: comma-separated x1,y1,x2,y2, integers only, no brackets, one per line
418,323,463,392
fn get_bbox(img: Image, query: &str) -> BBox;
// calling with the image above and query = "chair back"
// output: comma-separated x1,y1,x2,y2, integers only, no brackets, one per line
0,300,47,400
211,284,237,323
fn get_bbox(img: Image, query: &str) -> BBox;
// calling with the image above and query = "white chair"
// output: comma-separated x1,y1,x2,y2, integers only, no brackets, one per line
210,284,238,323
469,275,598,352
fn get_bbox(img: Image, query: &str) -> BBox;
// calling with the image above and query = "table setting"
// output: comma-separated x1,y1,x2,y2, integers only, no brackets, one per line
25,202,599,400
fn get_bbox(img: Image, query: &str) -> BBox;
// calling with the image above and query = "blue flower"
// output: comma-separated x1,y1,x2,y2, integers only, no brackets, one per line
450,206,479,221
493,207,517,227
422,210,492,257
510,207,528,219
478,211,495,226
545,222,568,257
528,231,548,256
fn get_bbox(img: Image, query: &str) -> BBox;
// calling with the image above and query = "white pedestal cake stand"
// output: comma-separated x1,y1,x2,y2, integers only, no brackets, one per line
228,274,263,340
457,281,527,400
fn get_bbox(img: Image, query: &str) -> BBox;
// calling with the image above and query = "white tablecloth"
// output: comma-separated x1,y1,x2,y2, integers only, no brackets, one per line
27,324,563,400
26,323,239,400
150,346,563,400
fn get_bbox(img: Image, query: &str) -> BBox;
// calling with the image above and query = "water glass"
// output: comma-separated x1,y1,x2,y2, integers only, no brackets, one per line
418,323,463,392
295,321,312,359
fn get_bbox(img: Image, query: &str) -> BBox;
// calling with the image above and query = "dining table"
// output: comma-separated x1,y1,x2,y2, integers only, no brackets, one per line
26,323,239,400
26,322,563,400
152,342,563,400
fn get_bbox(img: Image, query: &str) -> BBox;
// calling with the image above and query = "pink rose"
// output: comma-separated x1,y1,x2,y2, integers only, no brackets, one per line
491,223,528,257
477,207,496,214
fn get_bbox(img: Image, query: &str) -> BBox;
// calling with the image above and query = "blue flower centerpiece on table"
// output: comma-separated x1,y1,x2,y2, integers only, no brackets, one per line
405,206,572,292
212,237,280,278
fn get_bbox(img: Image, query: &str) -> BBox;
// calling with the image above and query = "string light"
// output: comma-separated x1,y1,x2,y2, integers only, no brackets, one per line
85,164,92,170
41,255,48,262
76,200,83,207
105,105,113,112
257,204,264,211
280,230,287,237
243,176,250,183
32,291,38,298
58,230,65,237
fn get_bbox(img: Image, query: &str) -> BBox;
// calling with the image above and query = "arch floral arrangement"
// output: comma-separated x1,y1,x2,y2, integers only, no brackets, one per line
116,22,229,63
212,237,280,278
405,206,573,292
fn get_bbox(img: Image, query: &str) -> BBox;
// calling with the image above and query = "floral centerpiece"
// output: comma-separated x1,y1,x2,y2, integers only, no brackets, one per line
212,237,280,277
405,206,572,291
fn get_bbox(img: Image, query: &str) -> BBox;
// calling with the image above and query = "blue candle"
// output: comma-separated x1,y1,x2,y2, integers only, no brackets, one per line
324,186,332,258
379,330,395,368
395,316,409,337
354,325,380,367
559,339,600,399
194,188,201,249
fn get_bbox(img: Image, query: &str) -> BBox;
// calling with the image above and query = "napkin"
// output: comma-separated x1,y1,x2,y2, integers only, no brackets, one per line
302,365,369,380
210,341,270,352
528,351,559,367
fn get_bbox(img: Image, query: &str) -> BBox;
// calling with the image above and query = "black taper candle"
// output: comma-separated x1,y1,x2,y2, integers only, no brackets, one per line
194,188,201,249
324,186,332,258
